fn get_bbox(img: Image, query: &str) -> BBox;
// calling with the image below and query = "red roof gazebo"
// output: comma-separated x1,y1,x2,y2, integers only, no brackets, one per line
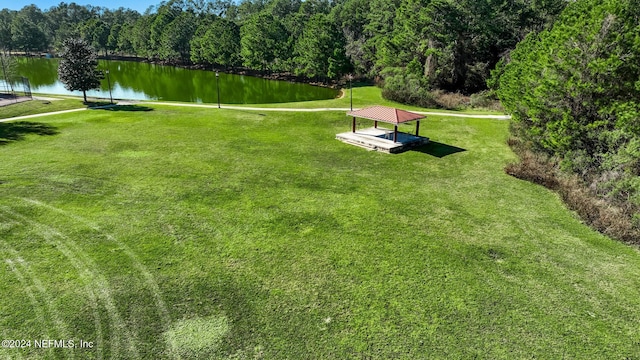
346,105,425,143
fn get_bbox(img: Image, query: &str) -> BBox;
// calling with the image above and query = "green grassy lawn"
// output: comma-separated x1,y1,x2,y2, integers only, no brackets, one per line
152,85,505,115
269,85,505,114
1,105,640,359
0,98,86,119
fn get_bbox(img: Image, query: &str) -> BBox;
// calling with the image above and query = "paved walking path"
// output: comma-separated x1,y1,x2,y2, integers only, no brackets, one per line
0,96,31,107
2,101,511,122
0,108,87,123
33,96,64,101
145,101,512,119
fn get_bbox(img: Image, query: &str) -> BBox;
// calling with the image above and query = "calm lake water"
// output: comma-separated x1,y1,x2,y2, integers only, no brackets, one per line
16,57,338,104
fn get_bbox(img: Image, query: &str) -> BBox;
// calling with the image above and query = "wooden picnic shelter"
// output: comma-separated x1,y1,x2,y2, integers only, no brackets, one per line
346,105,425,143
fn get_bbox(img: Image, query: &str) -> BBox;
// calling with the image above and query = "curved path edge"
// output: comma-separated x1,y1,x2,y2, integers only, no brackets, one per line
145,101,512,119
1,102,511,122
0,108,87,123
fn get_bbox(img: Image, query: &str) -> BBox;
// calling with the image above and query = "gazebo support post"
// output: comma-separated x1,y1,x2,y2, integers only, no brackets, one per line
416,120,420,137
352,117,356,133
394,125,398,143
374,121,378,128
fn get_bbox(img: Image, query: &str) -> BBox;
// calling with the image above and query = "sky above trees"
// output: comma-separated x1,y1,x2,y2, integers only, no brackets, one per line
3,1,158,13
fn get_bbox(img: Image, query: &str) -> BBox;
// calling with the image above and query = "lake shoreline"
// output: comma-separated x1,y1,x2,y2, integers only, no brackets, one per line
98,54,350,95
16,56,340,104
18,52,360,99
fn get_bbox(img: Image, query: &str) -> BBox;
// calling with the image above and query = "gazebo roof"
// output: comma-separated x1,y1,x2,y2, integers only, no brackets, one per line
346,105,425,125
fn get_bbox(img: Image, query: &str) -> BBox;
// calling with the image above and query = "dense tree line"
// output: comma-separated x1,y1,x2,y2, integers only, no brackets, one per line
493,0,640,241
0,0,567,93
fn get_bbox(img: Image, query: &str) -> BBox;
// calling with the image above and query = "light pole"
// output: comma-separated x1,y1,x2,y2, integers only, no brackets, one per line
105,70,113,104
216,71,220,109
348,74,353,111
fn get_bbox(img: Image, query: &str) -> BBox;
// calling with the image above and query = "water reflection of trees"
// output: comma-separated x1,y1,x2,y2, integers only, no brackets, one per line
16,57,60,86
17,58,337,103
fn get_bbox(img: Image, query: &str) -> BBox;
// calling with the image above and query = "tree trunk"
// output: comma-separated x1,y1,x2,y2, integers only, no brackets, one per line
424,38,437,80
83,90,87,103
452,37,467,91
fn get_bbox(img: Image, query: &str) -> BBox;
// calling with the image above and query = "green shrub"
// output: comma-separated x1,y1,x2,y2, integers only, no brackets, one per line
470,90,503,111
431,90,469,110
380,67,437,108
381,67,503,111
494,0,640,169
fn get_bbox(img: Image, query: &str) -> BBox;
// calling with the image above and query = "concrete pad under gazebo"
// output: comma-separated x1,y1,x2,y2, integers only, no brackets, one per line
336,105,429,153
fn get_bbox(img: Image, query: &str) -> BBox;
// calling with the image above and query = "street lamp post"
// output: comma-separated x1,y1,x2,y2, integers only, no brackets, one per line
105,70,113,104
216,71,220,109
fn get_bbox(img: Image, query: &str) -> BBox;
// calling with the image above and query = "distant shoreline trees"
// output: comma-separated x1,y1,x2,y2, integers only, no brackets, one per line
0,0,568,98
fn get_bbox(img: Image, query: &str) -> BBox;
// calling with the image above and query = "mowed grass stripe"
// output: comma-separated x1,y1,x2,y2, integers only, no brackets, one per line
0,217,75,360
20,197,174,351
0,217,53,335
3,253,74,347
1,257,49,333
0,207,108,359
0,207,134,359
1,253,69,358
